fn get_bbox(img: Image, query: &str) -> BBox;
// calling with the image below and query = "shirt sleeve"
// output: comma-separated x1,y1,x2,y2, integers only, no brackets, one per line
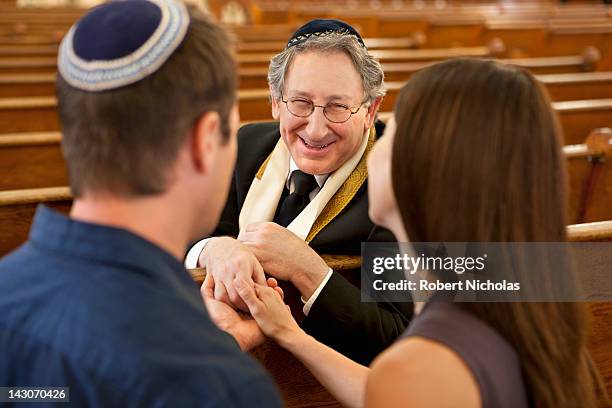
301,268,334,316
184,238,212,268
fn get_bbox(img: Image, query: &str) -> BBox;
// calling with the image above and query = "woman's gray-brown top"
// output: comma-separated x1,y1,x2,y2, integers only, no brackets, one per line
400,301,530,408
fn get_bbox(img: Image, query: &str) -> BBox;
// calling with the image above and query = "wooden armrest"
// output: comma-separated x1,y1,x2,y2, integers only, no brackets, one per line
187,254,362,285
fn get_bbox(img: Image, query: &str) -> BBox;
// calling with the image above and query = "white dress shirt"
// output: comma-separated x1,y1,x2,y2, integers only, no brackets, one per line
185,157,334,315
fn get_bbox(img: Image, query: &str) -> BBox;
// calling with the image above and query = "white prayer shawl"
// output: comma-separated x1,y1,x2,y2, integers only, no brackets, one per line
238,128,371,240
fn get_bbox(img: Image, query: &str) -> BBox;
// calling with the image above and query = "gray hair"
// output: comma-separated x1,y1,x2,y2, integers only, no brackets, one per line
268,33,386,104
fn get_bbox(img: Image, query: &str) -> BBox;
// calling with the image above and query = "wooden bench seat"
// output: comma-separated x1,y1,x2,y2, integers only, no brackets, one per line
568,220,612,242
0,96,58,133
566,128,612,224
0,57,57,74
541,72,612,101
2,87,609,139
236,44,500,68
0,186,71,256
237,36,423,53
0,73,56,97
0,132,66,190
0,44,58,59
0,36,61,46
555,99,612,145
547,23,612,58
379,72,612,107
0,37,423,60
383,100,611,145
4,65,608,100
1,128,609,222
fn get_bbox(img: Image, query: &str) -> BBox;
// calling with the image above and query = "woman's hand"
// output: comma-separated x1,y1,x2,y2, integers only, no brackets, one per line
234,277,305,347
201,274,284,351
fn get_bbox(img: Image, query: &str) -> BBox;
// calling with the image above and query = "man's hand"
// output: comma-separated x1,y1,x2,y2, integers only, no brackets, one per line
238,222,330,300
199,237,266,312
234,277,304,348
201,274,284,351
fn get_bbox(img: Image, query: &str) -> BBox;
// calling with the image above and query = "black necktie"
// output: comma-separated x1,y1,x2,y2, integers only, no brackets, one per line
277,170,318,227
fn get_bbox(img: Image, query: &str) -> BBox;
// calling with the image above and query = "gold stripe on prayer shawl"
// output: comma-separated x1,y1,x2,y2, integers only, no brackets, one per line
253,126,377,241
307,128,377,242
255,154,272,180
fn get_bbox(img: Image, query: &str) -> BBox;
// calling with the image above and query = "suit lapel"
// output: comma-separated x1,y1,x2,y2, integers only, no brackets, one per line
306,130,376,242
245,127,377,242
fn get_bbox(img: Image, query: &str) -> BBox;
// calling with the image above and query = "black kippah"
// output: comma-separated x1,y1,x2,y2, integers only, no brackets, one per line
286,19,366,49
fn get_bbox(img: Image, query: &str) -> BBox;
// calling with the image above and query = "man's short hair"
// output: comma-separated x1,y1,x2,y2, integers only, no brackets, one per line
57,8,236,197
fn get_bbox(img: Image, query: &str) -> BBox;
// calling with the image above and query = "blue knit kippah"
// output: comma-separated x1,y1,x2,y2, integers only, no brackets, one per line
286,19,365,49
58,0,189,91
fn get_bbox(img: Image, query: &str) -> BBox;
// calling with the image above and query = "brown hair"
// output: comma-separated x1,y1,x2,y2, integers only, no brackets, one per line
391,58,609,407
57,8,236,197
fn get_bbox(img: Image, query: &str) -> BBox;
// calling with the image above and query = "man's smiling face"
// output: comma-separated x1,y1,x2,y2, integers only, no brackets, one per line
272,50,374,175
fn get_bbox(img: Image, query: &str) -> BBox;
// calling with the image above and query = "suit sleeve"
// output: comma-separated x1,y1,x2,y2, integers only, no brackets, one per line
301,271,413,365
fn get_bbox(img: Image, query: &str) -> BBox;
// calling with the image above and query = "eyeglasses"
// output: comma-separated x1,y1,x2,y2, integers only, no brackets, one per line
280,94,366,123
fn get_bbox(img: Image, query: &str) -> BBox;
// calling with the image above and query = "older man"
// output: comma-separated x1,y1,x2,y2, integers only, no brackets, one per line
0,2,280,405
186,19,412,364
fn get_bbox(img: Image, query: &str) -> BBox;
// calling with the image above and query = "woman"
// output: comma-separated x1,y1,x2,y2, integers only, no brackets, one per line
208,58,609,407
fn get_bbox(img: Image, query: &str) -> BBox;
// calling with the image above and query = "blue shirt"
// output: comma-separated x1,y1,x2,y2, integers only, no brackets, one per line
0,206,281,407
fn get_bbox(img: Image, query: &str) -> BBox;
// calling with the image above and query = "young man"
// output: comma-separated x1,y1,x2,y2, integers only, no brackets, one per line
0,1,280,406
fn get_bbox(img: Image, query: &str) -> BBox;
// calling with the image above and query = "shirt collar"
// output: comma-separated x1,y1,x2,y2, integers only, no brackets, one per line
28,205,191,287
287,157,329,190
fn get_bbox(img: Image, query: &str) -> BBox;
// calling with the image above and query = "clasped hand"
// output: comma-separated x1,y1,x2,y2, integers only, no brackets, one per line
201,273,303,351
199,222,329,312
199,222,328,349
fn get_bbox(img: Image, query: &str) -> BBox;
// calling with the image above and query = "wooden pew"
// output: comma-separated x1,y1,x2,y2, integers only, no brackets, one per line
248,53,599,88
0,132,66,190
0,25,69,39
547,23,612,58
1,182,609,404
237,36,424,53
502,48,601,74
380,71,612,110
226,24,295,43
0,96,58,133
0,44,58,60
483,21,549,58
1,91,610,141
566,128,612,224
0,73,56,97
567,219,612,397
423,16,485,48
588,301,612,398
0,35,61,46
568,220,612,242
236,44,502,68
541,72,612,101
2,127,609,223
255,4,612,58
0,93,274,132
4,63,608,100
0,57,57,74
0,186,71,256
0,37,422,60
555,99,612,145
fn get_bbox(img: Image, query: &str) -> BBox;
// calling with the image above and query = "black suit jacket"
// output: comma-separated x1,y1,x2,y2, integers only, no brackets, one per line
212,121,413,364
